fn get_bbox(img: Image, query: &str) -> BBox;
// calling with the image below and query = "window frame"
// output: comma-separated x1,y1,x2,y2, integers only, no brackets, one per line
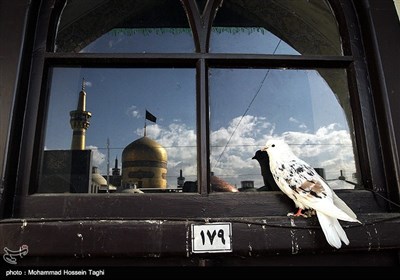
5,0,393,220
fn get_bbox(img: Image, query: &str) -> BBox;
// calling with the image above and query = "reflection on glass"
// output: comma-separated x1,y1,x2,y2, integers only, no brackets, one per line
209,68,361,191
55,0,195,53
38,68,197,193
210,0,343,55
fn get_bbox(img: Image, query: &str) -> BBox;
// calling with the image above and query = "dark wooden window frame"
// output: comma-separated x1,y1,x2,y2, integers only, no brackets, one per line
1,0,400,262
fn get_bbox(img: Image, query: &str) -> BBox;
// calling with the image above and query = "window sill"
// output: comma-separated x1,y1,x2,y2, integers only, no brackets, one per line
1,212,400,264
15,190,385,219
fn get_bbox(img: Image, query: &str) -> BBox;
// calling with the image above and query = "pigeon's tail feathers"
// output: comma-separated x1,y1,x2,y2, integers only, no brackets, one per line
317,211,349,249
333,217,350,246
310,199,361,223
332,191,358,220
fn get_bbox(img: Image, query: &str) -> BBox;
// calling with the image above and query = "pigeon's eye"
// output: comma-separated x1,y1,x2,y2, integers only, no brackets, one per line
272,144,275,147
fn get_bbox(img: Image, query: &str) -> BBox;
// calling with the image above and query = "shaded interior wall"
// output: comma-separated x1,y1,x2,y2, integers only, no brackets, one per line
0,1,29,181
365,0,400,199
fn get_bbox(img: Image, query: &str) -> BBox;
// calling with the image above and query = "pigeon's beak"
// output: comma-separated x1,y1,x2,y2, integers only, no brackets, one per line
252,150,261,159
261,146,267,152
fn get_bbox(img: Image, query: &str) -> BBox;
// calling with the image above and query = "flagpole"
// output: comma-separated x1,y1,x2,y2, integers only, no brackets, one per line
144,119,147,137
144,109,156,137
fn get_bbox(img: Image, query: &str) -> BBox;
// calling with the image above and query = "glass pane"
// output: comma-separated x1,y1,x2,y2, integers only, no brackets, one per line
55,0,195,53
38,68,197,193
209,68,361,192
210,0,343,55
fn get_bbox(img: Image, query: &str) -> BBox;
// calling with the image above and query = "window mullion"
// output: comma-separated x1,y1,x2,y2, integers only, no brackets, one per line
197,58,210,194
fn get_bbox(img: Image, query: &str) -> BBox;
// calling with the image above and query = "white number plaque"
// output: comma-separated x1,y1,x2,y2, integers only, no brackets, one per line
191,223,232,253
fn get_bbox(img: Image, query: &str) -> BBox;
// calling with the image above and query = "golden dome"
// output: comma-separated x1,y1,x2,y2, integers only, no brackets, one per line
122,136,167,162
121,136,168,189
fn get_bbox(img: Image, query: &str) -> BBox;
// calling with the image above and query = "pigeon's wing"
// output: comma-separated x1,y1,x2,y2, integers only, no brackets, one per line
270,160,303,199
270,159,322,209
279,159,359,223
332,191,358,220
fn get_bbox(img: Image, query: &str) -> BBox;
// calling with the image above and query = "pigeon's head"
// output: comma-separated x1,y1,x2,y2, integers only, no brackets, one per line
262,139,294,159
252,150,268,161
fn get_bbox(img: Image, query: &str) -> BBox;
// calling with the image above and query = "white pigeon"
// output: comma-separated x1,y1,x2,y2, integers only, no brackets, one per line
262,138,361,249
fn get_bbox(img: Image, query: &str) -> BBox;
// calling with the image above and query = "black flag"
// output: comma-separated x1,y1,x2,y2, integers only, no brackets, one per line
145,110,157,123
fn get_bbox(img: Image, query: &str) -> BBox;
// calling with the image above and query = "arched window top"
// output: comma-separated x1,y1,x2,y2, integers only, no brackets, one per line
210,0,343,55
54,0,195,53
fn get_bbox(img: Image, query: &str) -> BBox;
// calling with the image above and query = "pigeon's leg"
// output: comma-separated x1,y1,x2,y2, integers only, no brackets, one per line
287,208,308,218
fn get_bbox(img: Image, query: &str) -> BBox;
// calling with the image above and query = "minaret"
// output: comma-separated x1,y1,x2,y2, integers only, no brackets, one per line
70,79,91,150
112,156,121,176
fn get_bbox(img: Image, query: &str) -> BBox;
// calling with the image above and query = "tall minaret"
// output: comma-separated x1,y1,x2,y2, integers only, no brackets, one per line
70,79,91,150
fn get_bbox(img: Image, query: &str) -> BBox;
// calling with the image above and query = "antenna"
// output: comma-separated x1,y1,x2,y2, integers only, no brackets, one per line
106,138,110,193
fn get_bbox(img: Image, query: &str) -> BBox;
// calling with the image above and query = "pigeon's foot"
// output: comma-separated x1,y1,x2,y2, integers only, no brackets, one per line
287,208,308,218
287,212,308,218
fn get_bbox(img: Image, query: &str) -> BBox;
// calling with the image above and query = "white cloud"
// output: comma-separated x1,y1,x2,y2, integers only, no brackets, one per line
126,105,141,118
281,125,357,189
209,115,277,188
289,117,308,130
86,145,106,167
